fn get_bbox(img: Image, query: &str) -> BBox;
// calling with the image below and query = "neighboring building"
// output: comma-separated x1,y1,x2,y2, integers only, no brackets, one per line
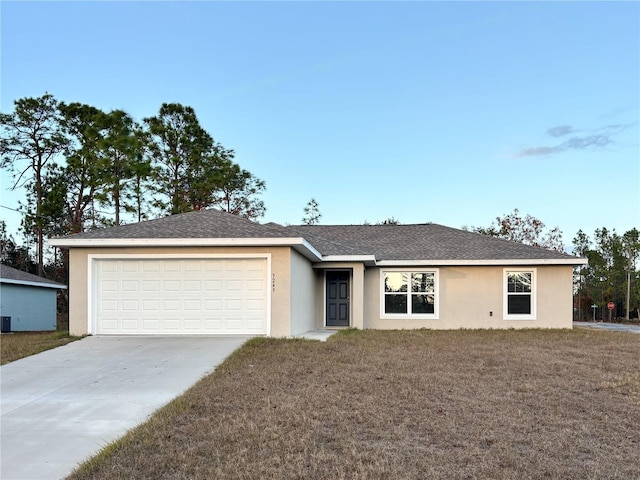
0,264,67,332
49,209,587,337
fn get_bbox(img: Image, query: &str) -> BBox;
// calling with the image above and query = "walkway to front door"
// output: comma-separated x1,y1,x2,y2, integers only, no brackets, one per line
326,270,350,327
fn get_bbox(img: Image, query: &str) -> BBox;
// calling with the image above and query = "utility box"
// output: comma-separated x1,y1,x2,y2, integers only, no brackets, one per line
1,316,11,333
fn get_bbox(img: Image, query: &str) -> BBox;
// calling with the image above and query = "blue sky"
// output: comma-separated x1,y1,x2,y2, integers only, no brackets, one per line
1,1,638,248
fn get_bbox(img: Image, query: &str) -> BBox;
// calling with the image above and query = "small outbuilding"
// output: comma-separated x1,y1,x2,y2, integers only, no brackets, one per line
0,264,67,332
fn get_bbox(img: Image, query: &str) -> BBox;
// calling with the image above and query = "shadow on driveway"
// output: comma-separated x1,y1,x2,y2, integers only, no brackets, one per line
0,335,250,480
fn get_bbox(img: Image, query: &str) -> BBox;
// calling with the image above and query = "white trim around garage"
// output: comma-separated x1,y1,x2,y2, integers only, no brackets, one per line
87,253,272,336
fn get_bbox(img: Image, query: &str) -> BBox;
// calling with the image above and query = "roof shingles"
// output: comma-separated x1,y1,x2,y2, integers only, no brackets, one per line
52,209,580,263
0,264,67,288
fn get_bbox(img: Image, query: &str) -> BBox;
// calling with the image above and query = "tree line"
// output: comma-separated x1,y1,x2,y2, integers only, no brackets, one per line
1,95,637,322
573,227,639,321
1,93,265,276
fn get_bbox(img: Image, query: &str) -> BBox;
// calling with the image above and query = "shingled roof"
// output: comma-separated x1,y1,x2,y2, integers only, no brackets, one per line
60,209,289,240
49,209,584,265
286,224,578,262
0,264,67,289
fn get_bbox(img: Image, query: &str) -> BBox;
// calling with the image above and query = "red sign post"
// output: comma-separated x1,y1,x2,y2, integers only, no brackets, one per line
607,302,615,322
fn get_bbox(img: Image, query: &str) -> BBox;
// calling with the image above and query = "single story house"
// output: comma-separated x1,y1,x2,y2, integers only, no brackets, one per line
0,264,67,332
49,209,587,337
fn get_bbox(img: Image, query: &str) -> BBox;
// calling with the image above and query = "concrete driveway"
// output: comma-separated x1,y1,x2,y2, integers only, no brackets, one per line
0,335,250,480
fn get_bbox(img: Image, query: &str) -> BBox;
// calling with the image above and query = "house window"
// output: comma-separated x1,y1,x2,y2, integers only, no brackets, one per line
504,269,536,320
382,270,438,318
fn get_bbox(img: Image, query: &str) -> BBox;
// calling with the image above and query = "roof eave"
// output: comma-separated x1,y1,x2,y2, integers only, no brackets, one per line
48,237,324,262
0,278,67,289
376,258,588,266
318,255,378,266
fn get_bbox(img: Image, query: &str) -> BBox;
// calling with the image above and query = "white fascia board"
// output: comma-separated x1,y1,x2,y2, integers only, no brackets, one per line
320,255,377,266
0,278,67,289
48,237,324,262
293,239,323,262
376,257,588,267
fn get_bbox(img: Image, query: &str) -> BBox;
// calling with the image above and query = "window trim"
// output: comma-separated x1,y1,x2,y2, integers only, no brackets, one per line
380,268,439,319
503,268,537,320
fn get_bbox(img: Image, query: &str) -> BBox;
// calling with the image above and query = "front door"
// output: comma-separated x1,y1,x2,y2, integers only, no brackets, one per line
326,271,350,327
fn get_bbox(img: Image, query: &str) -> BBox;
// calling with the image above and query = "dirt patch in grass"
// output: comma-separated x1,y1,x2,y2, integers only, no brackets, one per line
68,329,639,479
0,331,81,365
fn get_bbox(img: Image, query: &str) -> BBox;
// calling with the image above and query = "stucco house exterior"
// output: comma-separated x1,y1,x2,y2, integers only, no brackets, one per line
49,209,587,337
0,264,67,332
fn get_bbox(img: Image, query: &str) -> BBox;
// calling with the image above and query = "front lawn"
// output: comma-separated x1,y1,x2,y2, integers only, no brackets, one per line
0,331,81,365
69,329,639,479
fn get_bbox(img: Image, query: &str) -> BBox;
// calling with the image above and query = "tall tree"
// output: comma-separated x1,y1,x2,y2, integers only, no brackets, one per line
0,220,37,273
143,103,217,215
213,158,266,219
21,163,70,241
0,93,67,274
59,102,109,233
470,208,564,252
96,110,149,225
302,198,321,225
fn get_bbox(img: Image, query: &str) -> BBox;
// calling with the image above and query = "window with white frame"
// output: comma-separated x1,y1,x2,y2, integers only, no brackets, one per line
504,269,536,319
382,270,438,317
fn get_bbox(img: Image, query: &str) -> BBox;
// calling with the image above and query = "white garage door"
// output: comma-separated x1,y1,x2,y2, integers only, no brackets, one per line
94,257,268,335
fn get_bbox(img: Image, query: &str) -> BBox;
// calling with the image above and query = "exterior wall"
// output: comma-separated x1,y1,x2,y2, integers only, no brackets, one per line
0,283,57,331
289,250,316,336
364,265,574,330
67,246,294,337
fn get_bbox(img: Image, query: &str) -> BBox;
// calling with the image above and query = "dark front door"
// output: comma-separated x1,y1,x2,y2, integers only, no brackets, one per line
326,271,350,327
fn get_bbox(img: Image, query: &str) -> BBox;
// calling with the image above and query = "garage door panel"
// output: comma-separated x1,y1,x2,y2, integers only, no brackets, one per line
164,280,180,292
164,319,180,330
143,319,159,330
163,299,181,310
205,280,222,290
123,261,142,272
122,281,139,292
101,281,118,293
206,319,223,330
95,258,268,335
185,280,202,291
122,300,139,311
143,300,159,310
143,280,159,292
184,299,201,310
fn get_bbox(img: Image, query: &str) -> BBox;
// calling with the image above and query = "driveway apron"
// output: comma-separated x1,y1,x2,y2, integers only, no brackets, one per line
1,336,250,480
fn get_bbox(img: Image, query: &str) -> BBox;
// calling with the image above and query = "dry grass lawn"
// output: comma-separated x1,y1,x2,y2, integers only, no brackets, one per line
69,329,639,480
0,331,80,365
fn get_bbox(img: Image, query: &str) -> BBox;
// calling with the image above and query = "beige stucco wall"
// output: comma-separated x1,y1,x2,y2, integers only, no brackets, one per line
67,246,294,337
289,249,316,336
67,246,574,336
363,265,573,330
